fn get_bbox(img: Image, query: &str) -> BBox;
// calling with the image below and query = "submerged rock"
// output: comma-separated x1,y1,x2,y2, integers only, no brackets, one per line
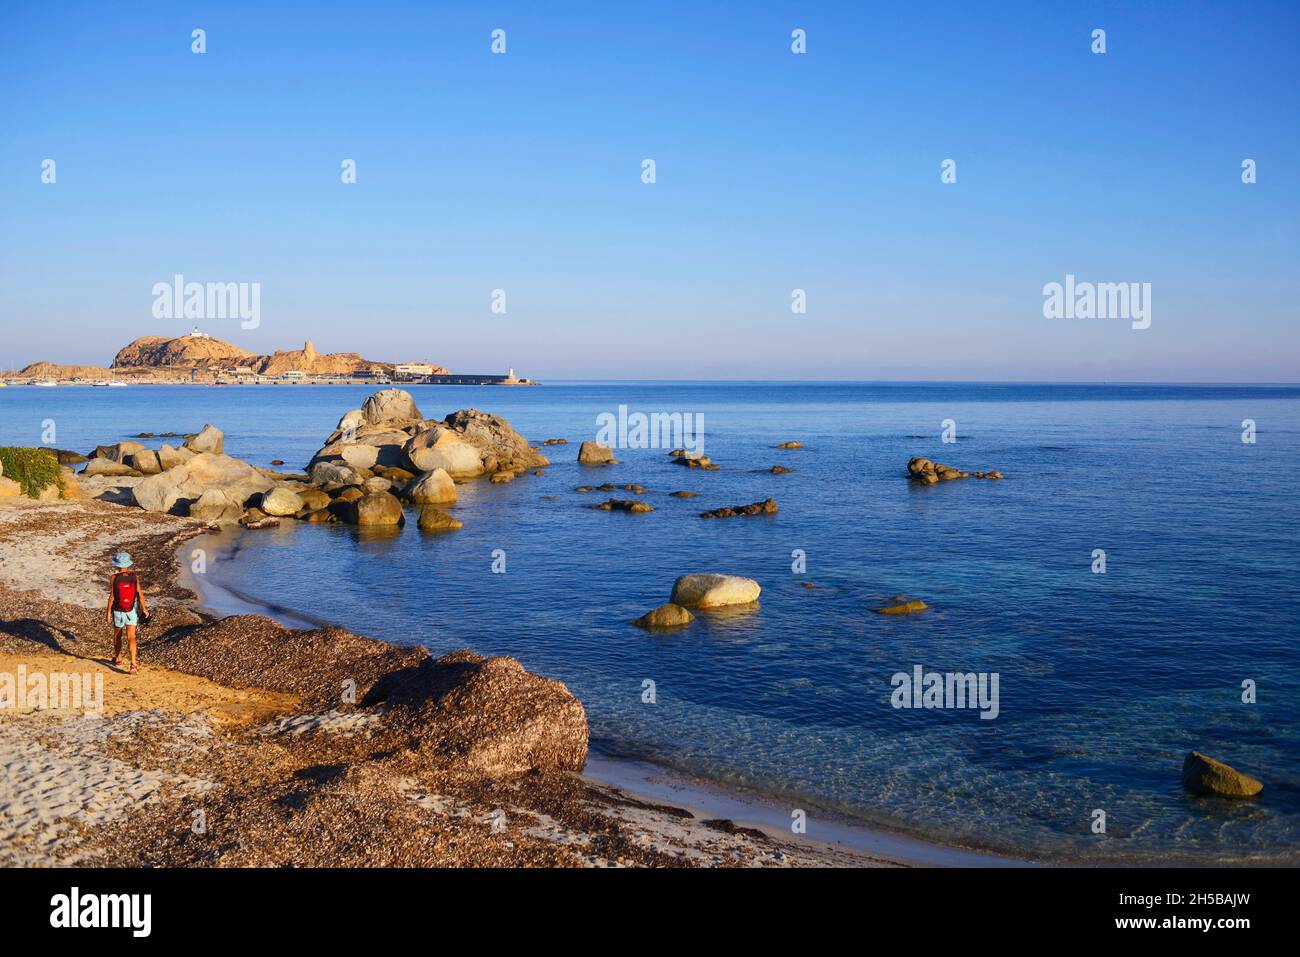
700,498,778,519
670,574,761,608
633,603,694,629
591,498,653,513
417,506,463,532
1182,751,1263,798
875,596,929,615
775,441,803,449
672,453,717,470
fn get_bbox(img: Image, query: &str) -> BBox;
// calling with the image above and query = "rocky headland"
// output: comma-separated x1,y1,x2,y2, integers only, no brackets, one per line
7,331,448,384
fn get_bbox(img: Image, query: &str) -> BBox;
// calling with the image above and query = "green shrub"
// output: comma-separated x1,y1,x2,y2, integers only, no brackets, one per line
0,447,65,498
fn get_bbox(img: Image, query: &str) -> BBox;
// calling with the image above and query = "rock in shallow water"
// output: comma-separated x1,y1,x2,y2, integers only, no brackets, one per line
670,574,761,608
417,506,463,532
592,498,653,513
260,487,303,516
874,596,929,615
907,457,1002,484
404,468,457,505
1181,751,1263,797
347,491,405,526
578,441,616,465
700,498,778,519
633,603,694,629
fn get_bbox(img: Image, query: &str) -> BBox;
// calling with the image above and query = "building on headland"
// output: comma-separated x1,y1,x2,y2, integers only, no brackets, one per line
394,363,434,377
413,369,535,385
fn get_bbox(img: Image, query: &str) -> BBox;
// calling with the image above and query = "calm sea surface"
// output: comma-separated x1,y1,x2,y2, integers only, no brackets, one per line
4,381,1298,863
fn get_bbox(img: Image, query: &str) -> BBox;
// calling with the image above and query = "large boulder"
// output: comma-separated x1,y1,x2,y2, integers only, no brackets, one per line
404,468,457,505
403,429,486,478
670,574,761,608
309,460,364,488
1182,751,1263,798
346,491,406,526
188,488,246,524
133,452,274,515
578,441,616,465
58,468,89,501
260,487,304,517
363,389,422,425
336,408,366,433
438,409,548,472
91,441,144,464
185,424,225,455
81,457,140,478
157,443,196,471
46,448,89,465
296,488,332,512
126,449,163,475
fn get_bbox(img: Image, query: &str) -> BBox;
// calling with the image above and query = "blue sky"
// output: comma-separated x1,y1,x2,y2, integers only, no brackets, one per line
1,1,1296,380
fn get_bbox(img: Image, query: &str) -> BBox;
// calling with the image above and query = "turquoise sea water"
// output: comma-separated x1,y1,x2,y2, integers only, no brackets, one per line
4,381,1298,863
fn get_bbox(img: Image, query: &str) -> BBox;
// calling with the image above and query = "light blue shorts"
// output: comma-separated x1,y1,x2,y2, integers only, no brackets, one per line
113,609,139,628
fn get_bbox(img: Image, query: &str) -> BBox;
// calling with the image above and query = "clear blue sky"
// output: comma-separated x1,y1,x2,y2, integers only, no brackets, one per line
1,1,1296,380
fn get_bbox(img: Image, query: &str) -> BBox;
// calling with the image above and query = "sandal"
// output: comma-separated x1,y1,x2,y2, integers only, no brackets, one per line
112,657,123,668
129,663,139,674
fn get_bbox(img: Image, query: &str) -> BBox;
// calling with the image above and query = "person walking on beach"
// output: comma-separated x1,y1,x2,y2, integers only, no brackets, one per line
106,551,149,674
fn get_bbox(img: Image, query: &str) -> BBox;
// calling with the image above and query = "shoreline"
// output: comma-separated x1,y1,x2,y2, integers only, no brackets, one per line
179,528,1020,868
0,493,912,867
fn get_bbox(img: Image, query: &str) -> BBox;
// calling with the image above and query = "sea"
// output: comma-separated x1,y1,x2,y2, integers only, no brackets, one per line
3,380,1297,864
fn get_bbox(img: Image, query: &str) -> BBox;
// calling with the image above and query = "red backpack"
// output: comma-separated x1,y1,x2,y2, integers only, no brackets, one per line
112,572,139,612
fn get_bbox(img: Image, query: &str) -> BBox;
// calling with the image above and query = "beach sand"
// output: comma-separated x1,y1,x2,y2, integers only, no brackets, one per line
0,490,925,867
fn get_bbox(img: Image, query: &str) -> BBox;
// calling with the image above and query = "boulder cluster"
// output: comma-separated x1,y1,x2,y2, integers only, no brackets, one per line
907,457,1003,484
700,497,778,519
630,574,762,630
107,389,545,531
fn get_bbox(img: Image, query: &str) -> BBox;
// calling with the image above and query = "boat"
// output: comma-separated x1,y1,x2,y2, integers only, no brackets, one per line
107,381,128,387
30,380,58,387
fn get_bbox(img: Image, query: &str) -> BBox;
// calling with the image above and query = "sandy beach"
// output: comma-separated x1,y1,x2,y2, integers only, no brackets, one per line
0,488,933,868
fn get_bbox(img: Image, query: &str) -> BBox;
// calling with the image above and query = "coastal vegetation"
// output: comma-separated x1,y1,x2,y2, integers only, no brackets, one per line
0,447,65,498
